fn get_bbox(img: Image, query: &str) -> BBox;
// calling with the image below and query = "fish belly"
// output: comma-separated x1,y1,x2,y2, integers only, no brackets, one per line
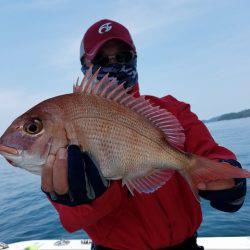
74,116,178,179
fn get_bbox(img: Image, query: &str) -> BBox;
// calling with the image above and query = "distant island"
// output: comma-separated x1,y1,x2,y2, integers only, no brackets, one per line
203,109,250,123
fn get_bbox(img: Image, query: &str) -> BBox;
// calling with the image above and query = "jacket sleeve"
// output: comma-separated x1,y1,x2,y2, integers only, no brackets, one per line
161,95,246,212
48,181,125,232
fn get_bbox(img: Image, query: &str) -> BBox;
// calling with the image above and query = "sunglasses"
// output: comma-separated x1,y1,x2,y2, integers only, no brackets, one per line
92,50,135,67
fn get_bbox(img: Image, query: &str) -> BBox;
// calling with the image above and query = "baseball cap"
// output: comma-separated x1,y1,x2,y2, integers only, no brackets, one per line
80,19,136,62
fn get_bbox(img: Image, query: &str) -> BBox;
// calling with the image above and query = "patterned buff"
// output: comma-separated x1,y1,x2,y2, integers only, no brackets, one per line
81,57,138,89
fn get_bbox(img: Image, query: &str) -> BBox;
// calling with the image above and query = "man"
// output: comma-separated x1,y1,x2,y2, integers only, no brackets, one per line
41,19,246,250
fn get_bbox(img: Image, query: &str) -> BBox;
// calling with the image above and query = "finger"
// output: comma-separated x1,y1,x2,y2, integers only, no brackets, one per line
197,182,206,190
41,154,55,193
207,179,235,190
83,152,108,197
68,145,86,192
53,148,69,195
67,145,90,203
198,179,235,191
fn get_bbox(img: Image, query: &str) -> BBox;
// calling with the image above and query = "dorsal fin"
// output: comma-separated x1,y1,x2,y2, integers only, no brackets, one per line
73,68,185,148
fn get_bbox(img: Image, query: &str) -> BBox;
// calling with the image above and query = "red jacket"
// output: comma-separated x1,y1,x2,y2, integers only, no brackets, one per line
50,94,236,250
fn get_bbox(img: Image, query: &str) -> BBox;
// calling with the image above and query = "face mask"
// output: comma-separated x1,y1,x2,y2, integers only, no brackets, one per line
81,57,138,89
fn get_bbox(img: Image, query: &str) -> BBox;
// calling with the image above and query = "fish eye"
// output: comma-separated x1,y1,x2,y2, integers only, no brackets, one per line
24,118,43,135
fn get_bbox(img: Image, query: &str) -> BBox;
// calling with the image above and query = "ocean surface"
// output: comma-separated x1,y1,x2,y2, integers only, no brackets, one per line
0,117,250,244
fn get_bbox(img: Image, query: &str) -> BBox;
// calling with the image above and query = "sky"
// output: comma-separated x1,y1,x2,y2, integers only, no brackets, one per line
0,0,250,134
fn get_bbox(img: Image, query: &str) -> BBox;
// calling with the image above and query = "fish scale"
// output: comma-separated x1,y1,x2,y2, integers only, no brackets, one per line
71,111,168,178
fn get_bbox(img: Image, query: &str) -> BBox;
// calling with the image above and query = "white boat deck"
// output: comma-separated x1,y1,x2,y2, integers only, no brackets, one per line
1,237,250,250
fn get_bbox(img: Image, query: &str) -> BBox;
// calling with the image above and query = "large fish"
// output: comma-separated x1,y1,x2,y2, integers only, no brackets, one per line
0,69,249,198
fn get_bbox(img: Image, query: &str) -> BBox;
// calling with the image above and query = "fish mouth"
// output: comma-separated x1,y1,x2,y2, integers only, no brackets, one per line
0,145,21,156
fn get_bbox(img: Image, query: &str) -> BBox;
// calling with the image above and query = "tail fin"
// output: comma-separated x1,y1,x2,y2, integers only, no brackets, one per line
180,155,250,202
189,155,250,187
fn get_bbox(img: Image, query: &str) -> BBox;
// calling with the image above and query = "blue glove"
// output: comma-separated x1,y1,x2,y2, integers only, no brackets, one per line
43,145,109,206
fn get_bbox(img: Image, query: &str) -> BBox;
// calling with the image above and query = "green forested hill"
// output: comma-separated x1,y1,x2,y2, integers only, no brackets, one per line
204,109,250,123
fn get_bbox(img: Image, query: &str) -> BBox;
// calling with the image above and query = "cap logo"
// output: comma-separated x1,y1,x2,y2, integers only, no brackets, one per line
98,22,112,34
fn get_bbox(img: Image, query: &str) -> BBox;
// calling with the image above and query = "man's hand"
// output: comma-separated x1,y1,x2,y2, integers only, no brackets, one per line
197,179,235,191
195,159,246,212
41,148,69,196
197,160,238,191
41,145,109,206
